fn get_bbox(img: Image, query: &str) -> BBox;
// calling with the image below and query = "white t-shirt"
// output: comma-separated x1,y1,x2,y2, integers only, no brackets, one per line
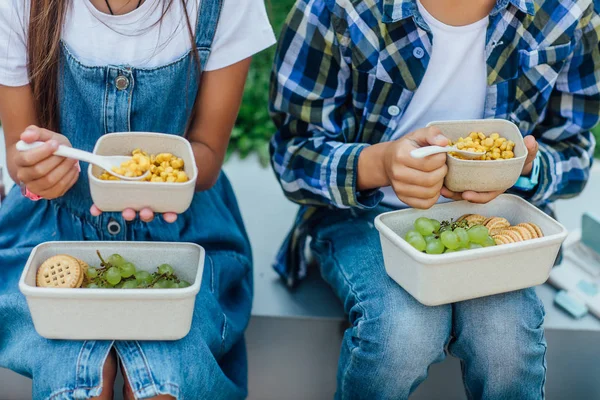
0,0,276,87
381,0,488,208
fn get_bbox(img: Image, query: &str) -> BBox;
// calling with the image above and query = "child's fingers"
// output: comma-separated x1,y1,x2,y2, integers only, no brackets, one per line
523,136,538,164
122,208,136,221
163,213,178,223
461,190,504,204
440,186,463,201
20,125,57,143
35,165,79,200
25,157,78,192
90,204,103,217
18,155,76,183
392,164,447,187
139,208,154,222
393,181,443,200
16,140,60,167
400,195,441,210
409,126,449,148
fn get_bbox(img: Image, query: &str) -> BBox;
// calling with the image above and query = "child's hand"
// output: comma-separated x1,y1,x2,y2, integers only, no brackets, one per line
15,126,80,200
383,127,449,209
441,136,539,203
89,206,178,224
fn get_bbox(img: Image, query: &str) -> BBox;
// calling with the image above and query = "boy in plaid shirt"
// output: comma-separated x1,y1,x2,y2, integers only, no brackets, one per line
270,0,599,398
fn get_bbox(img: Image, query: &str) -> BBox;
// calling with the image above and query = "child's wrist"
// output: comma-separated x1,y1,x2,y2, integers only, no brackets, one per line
20,184,43,201
357,143,389,191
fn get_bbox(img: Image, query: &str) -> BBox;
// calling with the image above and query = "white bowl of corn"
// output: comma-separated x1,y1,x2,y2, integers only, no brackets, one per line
88,132,198,213
427,119,527,193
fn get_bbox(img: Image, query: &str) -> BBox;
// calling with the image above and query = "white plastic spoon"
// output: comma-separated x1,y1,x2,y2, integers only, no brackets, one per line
410,145,485,160
15,140,150,181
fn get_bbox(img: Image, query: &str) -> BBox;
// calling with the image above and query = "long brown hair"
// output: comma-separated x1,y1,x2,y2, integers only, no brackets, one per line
27,0,201,131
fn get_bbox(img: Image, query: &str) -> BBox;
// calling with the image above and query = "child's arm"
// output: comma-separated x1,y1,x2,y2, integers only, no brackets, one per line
0,85,79,199
186,58,251,191
528,7,600,205
270,0,448,210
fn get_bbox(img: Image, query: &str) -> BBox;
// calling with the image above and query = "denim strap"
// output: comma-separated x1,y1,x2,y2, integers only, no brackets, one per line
195,0,224,50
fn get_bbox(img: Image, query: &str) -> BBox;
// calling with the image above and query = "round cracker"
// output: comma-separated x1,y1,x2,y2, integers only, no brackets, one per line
456,214,471,222
493,235,512,245
516,223,538,239
36,255,82,289
463,214,487,227
526,222,544,238
498,229,523,242
508,226,532,241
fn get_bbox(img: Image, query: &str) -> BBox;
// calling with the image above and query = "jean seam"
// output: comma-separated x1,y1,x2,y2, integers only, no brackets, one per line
208,255,215,293
114,342,159,397
311,237,369,400
219,313,228,359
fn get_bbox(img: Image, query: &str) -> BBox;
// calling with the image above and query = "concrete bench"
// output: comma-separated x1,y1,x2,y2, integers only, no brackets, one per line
2,146,600,399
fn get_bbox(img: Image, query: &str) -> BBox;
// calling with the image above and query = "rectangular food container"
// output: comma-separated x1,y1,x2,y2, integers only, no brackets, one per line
374,194,568,306
427,119,527,193
89,132,198,213
19,241,204,340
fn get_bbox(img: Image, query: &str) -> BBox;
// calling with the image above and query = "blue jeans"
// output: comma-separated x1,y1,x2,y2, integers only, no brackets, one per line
308,206,547,400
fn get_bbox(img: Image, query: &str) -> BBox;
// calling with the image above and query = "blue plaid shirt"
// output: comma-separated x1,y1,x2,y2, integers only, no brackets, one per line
269,0,600,286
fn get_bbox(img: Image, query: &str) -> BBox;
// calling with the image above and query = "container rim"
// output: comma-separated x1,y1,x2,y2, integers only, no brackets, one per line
374,194,568,265
87,132,199,186
18,241,204,299
427,119,527,162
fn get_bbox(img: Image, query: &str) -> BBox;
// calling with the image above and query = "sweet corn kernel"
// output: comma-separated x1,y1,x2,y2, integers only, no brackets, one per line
502,150,514,159
449,131,516,161
99,149,189,183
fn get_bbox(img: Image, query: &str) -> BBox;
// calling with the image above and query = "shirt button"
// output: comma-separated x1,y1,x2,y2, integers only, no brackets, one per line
107,218,121,235
388,105,401,116
115,75,129,91
413,47,425,59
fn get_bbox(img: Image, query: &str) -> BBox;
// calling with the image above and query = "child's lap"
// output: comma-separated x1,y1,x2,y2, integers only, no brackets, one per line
0,251,251,398
307,206,544,339
0,187,252,398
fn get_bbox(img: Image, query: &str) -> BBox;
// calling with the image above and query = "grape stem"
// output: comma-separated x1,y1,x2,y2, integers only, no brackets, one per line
148,273,171,287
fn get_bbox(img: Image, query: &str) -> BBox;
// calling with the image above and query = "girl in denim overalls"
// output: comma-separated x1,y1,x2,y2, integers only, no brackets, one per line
0,0,275,398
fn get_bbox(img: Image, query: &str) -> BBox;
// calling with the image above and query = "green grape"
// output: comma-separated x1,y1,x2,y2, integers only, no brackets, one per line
424,235,437,243
157,264,174,276
405,230,426,251
468,225,490,244
165,280,178,289
178,280,191,288
425,238,445,254
114,282,124,289
135,271,152,284
430,219,441,233
121,280,138,289
440,230,460,250
86,267,98,279
105,267,122,286
153,279,170,289
119,262,136,278
87,283,100,289
414,217,435,236
444,248,456,253
454,227,470,247
482,236,496,247
468,243,483,250
107,254,125,267
405,230,422,241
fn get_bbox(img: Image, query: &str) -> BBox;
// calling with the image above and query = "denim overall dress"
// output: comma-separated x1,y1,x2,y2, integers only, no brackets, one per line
0,0,253,398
